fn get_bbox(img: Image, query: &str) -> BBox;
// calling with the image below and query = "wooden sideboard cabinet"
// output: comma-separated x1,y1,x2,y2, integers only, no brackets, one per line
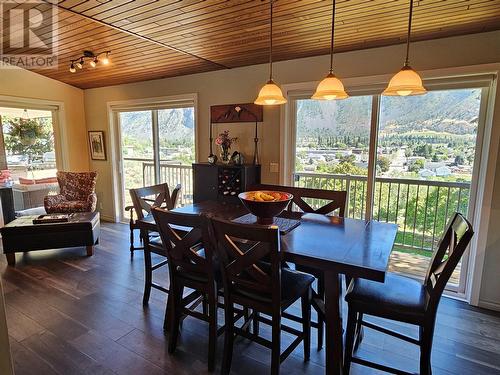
192,163,261,204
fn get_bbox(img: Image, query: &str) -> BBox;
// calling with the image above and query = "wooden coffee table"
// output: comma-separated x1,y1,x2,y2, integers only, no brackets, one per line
1,212,100,266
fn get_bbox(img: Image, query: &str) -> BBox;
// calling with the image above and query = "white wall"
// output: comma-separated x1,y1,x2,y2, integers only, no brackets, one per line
83,30,500,307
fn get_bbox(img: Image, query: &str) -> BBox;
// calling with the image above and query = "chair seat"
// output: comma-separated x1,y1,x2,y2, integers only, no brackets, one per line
345,273,428,323
176,248,222,285
235,267,314,309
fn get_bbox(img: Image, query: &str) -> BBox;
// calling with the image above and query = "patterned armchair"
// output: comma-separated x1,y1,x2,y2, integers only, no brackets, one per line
44,171,98,214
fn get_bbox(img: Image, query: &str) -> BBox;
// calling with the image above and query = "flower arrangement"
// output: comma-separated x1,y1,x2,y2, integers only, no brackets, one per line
215,130,237,163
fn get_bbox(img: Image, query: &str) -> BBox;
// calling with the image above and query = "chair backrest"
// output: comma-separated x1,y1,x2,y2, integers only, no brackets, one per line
129,183,181,220
424,212,473,306
210,217,281,306
251,184,347,217
152,207,214,283
57,171,97,201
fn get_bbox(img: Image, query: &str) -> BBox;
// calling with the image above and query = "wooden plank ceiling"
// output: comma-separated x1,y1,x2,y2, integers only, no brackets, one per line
16,0,500,89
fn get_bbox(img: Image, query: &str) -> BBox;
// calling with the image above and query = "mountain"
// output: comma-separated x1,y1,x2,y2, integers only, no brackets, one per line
297,88,481,138
119,108,194,142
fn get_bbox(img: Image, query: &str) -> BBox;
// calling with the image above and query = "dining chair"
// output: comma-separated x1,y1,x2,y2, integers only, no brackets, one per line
344,212,474,375
128,182,181,255
151,207,221,371
129,182,181,305
211,217,313,375
251,183,347,350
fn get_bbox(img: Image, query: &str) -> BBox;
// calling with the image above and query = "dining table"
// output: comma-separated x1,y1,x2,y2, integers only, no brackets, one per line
137,200,398,375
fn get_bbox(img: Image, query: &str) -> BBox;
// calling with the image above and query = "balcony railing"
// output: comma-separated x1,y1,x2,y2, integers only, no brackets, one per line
134,161,470,255
293,172,471,254
141,161,194,206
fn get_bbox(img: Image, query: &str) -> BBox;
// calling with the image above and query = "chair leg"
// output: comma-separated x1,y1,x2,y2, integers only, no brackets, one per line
168,283,183,354
129,227,135,255
252,310,260,336
301,288,312,362
343,307,357,375
222,302,235,375
208,290,218,372
271,312,281,375
243,307,250,333
164,289,172,332
317,275,325,350
142,242,152,306
202,294,208,316
419,324,434,375
354,312,364,350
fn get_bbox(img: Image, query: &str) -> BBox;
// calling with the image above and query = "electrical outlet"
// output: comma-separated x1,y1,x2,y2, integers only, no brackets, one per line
270,162,279,173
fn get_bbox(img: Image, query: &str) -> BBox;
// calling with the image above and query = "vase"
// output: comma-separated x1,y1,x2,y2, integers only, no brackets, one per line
220,147,230,164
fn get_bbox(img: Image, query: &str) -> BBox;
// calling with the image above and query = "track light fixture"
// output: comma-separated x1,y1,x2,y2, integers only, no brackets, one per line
69,50,111,73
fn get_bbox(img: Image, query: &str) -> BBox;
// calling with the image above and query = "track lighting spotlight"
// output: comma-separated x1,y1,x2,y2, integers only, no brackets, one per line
68,50,111,73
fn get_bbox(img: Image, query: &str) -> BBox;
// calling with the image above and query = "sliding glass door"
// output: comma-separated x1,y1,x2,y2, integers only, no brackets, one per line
289,82,490,293
117,106,195,220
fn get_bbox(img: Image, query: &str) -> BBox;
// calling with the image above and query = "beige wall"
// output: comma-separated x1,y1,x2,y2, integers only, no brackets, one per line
84,30,500,307
0,67,88,171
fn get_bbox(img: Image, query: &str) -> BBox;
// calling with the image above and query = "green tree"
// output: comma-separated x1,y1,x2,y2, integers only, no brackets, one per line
377,156,391,173
409,159,425,173
4,117,53,164
455,154,465,165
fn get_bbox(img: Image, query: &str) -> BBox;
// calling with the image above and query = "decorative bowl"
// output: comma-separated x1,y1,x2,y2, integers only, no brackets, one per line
238,190,293,225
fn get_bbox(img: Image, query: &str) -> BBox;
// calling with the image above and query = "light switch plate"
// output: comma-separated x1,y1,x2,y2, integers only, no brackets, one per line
270,162,279,173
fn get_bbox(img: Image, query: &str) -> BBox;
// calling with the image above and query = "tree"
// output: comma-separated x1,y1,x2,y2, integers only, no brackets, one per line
408,159,425,173
377,156,391,173
455,154,465,165
3,117,54,164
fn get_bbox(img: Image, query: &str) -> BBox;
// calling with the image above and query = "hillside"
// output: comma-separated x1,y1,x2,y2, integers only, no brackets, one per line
119,108,194,143
297,88,481,139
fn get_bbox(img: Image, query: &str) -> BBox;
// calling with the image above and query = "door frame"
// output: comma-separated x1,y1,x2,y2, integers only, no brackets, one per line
280,64,500,305
107,94,198,223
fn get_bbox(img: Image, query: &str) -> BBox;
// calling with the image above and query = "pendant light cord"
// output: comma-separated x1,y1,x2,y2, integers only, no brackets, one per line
269,0,273,80
329,0,336,73
405,0,414,66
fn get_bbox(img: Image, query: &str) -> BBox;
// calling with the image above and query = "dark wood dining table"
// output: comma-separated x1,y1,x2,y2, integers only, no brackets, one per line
137,200,398,375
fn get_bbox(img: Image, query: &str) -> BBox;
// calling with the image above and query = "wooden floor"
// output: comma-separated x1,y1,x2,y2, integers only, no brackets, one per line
1,222,500,375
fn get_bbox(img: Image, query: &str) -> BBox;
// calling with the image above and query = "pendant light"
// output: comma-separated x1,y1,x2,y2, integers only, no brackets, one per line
383,0,426,96
312,0,348,100
254,0,287,106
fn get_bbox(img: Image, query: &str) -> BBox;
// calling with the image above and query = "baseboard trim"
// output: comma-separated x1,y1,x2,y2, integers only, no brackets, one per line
100,214,117,223
478,300,500,312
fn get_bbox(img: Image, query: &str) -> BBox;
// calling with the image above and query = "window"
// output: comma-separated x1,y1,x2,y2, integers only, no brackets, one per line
0,107,57,181
288,78,491,294
114,100,196,220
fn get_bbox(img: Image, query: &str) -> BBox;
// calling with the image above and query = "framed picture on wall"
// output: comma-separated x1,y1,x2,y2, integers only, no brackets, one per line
88,131,106,160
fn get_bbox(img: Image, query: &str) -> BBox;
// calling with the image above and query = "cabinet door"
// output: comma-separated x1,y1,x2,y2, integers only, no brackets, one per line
193,165,218,203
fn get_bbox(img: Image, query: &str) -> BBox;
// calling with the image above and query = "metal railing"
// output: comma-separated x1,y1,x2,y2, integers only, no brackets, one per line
131,161,471,254
293,172,471,253
142,161,193,206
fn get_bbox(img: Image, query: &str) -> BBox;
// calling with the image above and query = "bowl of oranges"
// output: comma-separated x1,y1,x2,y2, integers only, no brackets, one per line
238,190,293,225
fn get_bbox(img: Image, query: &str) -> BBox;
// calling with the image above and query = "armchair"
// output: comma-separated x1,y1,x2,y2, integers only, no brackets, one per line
44,171,98,214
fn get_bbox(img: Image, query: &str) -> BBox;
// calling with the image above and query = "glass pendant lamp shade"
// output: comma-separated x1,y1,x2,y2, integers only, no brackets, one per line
383,0,426,96
312,72,348,100
254,79,287,105
255,0,287,106
311,0,347,100
382,65,426,96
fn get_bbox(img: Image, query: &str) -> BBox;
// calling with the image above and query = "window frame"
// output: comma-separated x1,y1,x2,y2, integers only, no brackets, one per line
281,67,497,301
107,94,198,223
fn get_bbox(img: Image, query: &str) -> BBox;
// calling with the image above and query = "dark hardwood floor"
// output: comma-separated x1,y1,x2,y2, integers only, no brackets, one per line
1,222,500,375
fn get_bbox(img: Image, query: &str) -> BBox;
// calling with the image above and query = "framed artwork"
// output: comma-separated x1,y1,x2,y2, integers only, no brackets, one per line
88,131,106,160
